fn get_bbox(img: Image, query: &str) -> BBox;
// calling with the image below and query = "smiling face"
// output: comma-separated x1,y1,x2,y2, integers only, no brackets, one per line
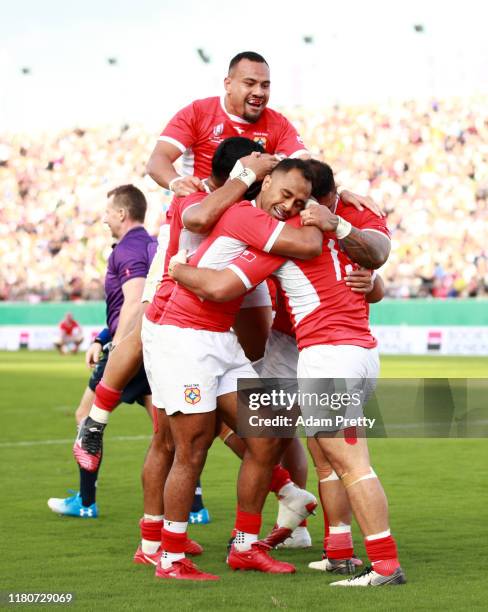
224,59,270,123
258,168,312,221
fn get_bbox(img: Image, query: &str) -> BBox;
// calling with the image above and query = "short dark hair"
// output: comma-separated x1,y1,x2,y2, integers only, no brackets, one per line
107,184,147,222
228,51,268,73
306,160,336,199
270,158,313,185
211,137,265,183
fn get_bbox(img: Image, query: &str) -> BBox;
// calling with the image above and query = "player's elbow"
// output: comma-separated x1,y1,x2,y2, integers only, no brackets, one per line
369,244,390,269
184,213,212,234
204,283,233,302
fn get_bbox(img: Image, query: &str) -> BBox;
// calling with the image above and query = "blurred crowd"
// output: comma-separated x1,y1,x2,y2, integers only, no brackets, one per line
0,97,487,301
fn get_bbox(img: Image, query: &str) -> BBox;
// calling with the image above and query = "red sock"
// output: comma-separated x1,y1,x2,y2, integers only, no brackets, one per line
234,507,262,535
327,530,353,560
139,518,163,542
365,535,400,576
269,465,292,493
161,528,187,553
299,519,307,528
94,381,121,413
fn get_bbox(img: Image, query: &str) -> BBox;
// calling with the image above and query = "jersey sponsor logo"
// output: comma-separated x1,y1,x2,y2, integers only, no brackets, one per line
234,126,245,135
184,385,201,405
253,136,267,147
213,122,224,136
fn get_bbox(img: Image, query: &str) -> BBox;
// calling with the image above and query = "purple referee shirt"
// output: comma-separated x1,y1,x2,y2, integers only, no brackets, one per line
105,226,157,336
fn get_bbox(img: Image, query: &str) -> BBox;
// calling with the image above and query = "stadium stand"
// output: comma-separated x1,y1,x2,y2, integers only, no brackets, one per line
0,97,486,301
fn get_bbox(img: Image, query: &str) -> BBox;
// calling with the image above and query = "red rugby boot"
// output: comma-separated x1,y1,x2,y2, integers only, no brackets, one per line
155,558,219,581
227,542,295,574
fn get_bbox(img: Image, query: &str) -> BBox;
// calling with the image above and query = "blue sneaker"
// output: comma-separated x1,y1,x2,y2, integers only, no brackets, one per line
189,508,211,525
47,491,98,518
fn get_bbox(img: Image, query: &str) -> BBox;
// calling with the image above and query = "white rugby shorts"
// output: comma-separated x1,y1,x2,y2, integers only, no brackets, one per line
297,344,379,434
142,321,258,415
261,329,299,379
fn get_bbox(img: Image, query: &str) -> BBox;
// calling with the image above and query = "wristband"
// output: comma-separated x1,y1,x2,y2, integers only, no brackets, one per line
335,215,352,239
234,168,257,188
168,176,183,192
94,327,111,346
229,160,244,179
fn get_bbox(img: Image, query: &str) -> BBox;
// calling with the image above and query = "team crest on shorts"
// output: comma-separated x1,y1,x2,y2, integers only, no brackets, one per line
184,385,201,405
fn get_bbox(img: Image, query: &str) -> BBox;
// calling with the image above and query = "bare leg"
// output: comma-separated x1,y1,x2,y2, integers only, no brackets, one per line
281,438,308,488
142,408,175,516
74,387,96,426
164,411,216,521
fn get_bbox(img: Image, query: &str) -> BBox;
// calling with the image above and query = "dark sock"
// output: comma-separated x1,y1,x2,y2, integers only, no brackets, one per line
191,478,204,512
79,454,102,507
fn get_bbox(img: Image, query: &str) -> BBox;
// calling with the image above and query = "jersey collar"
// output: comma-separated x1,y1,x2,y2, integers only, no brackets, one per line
220,95,250,125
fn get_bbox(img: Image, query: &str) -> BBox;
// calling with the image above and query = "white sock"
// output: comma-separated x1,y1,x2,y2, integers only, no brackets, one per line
89,406,110,424
144,514,164,521
278,482,296,498
164,520,188,533
234,531,258,552
141,539,160,554
161,550,185,568
329,524,352,535
366,529,391,541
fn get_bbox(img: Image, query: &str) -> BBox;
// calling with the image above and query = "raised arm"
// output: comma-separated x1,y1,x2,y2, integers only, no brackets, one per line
146,140,204,196
300,204,390,269
183,153,278,234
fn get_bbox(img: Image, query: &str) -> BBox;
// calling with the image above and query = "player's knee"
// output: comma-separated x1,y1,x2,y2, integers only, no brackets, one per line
175,441,209,472
247,437,282,464
339,466,377,489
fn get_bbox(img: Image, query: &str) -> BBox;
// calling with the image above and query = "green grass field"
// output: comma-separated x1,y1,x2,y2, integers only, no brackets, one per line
1,352,487,611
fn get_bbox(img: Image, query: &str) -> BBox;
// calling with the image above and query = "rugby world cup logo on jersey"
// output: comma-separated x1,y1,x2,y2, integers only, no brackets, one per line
184,384,201,405
213,123,224,137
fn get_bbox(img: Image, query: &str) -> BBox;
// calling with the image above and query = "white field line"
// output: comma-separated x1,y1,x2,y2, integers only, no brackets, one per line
0,435,151,448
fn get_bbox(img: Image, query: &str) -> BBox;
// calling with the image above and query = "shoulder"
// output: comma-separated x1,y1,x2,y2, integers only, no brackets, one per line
337,201,390,235
262,106,295,127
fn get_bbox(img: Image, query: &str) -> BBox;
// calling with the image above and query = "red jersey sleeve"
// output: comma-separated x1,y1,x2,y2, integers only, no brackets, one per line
339,201,391,238
275,115,308,158
221,202,286,252
228,247,285,290
179,191,207,226
159,102,199,153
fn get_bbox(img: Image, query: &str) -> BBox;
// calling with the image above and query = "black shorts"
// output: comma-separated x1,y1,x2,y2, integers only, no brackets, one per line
88,349,151,406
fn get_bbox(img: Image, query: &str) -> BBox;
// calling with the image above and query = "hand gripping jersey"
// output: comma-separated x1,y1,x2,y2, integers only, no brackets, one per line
159,200,286,332
159,96,308,178
229,201,391,350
